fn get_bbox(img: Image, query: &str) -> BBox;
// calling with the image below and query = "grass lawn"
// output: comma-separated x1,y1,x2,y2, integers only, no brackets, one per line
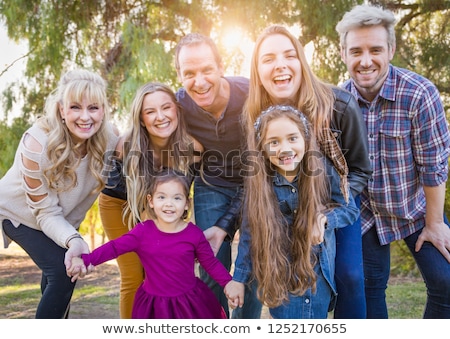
0,253,426,319
0,237,428,319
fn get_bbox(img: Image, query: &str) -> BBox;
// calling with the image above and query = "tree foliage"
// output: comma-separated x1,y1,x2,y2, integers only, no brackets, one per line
0,116,29,177
0,0,448,122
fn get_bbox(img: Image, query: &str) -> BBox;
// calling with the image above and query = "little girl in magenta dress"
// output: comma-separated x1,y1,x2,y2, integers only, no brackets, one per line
68,170,236,318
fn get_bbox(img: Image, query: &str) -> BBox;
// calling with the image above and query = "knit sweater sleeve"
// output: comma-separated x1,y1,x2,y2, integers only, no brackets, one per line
18,126,87,248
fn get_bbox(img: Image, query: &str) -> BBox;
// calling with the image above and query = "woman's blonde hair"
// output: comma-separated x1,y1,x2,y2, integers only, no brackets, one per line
244,105,329,308
37,68,110,193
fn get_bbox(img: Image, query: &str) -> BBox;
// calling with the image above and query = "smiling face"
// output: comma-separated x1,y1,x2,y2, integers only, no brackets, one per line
59,95,104,145
147,180,189,227
257,34,302,104
341,25,394,102
263,116,306,181
176,42,225,112
140,91,179,142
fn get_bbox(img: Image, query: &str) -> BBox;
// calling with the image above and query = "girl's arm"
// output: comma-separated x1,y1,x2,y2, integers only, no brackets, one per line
230,210,253,284
195,229,232,287
80,227,141,267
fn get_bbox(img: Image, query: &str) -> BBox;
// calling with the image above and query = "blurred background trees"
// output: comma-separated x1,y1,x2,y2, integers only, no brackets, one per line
0,0,448,129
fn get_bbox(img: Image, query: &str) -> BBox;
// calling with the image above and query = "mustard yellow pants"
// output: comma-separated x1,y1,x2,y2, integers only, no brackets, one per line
98,192,144,319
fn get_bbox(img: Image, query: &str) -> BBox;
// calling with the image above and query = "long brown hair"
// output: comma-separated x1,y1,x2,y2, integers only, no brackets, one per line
245,105,329,307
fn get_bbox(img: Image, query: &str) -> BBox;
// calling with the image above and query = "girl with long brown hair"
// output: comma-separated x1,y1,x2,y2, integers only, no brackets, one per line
224,105,359,318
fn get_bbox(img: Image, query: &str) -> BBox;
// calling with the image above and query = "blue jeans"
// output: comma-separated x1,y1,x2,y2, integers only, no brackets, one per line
362,217,450,318
3,219,76,318
193,181,262,319
334,195,366,318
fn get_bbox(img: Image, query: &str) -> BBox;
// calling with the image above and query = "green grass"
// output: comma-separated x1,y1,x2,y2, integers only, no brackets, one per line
0,249,427,319
72,285,120,305
386,279,426,318
0,284,42,319
0,277,426,319
0,282,121,319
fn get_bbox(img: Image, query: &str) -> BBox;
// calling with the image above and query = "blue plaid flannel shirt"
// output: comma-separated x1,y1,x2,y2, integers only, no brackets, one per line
342,64,450,245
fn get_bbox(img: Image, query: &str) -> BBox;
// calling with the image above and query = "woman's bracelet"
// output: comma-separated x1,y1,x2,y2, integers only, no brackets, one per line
65,233,83,248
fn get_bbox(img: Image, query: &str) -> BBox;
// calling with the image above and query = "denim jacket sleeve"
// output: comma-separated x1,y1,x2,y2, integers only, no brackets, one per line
213,186,243,241
231,207,252,284
332,87,372,198
324,157,360,230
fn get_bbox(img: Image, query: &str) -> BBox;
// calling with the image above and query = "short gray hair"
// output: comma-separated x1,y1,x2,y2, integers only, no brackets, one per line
174,33,222,70
336,4,396,50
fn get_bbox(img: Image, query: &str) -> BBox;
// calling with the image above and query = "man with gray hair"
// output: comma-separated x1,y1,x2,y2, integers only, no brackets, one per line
336,4,450,318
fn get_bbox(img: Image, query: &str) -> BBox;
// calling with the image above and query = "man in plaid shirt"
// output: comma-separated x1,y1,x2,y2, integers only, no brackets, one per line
336,4,450,318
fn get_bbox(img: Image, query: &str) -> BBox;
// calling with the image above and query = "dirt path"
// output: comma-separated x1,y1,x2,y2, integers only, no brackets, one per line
0,238,270,319
0,243,121,319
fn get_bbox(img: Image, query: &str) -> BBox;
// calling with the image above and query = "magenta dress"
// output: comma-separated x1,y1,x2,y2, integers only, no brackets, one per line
81,220,231,319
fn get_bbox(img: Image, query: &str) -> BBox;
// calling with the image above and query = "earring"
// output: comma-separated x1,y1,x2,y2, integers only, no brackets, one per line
62,119,65,124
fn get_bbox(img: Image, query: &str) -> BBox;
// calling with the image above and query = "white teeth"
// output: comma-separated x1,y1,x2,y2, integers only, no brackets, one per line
359,70,373,74
156,122,170,128
274,75,291,81
78,124,91,128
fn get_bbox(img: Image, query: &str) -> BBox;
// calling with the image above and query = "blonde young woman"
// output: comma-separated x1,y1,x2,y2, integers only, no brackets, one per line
241,25,372,318
99,82,202,318
0,69,119,318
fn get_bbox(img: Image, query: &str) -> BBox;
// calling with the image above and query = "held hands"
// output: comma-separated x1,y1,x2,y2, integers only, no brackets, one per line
66,256,88,283
224,280,245,309
64,237,93,282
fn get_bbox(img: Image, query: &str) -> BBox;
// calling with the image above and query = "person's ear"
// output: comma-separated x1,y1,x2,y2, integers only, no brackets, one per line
59,103,65,120
176,69,183,83
185,197,192,211
147,194,153,209
388,43,396,61
340,46,346,63
219,63,225,77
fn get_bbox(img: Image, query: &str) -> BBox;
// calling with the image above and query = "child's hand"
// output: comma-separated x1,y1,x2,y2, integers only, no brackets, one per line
312,213,327,245
66,256,87,282
224,280,245,309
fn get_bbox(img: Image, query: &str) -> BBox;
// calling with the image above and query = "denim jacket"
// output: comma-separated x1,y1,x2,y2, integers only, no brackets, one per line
233,157,359,312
